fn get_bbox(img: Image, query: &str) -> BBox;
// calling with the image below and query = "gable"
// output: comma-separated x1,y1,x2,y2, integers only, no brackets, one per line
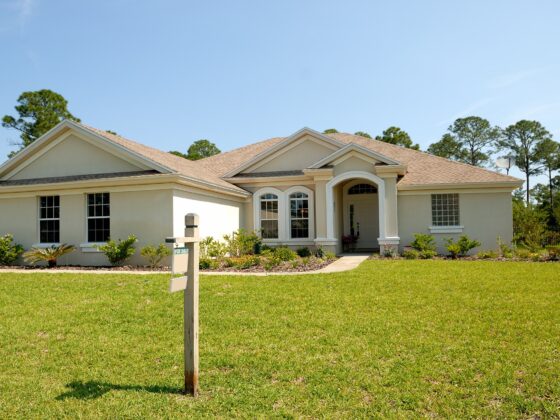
245,134,339,173
6,132,150,181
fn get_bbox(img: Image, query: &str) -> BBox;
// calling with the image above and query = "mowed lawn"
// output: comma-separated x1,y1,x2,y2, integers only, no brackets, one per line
0,261,559,418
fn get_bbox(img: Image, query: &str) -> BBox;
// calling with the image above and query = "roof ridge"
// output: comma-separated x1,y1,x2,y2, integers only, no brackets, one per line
330,132,521,182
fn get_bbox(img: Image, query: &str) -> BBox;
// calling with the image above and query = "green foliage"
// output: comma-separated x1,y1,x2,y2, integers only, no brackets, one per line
477,250,498,259
23,244,75,267
273,247,298,262
314,246,325,259
445,235,481,258
140,243,171,268
376,126,419,149
169,150,188,159
512,201,546,251
499,120,551,203
2,89,80,157
0,234,24,265
201,237,228,259
223,230,261,257
354,131,372,138
232,255,261,269
419,250,438,259
186,139,221,160
324,251,337,260
296,247,311,258
497,237,514,258
428,115,504,167
411,233,437,252
546,245,560,261
98,235,137,265
513,247,532,260
402,249,420,259
323,128,339,134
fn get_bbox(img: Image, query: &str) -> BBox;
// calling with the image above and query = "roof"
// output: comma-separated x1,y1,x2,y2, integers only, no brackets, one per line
199,132,522,187
0,170,158,187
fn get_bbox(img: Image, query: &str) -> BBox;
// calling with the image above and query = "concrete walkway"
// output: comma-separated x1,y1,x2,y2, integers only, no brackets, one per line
0,254,370,276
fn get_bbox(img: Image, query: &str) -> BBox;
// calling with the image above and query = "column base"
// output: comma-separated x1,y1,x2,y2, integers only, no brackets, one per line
378,237,400,255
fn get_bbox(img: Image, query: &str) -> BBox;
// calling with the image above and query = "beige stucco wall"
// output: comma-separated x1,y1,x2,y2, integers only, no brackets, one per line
248,137,334,172
9,134,145,180
333,156,375,176
0,188,174,266
398,191,513,254
173,189,243,240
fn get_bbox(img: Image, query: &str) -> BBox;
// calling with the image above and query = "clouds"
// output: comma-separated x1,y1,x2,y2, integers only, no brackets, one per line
436,97,494,127
0,0,35,32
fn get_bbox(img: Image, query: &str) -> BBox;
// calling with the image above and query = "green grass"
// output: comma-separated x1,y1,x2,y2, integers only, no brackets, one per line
0,261,559,418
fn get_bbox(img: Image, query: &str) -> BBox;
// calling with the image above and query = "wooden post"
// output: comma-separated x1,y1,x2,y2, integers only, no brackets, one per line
184,213,199,396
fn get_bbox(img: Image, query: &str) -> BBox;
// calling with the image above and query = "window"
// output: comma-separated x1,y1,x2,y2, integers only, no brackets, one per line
431,193,459,226
348,183,377,195
289,192,309,238
260,193,278,239
87,193,110,242
39,196,60,243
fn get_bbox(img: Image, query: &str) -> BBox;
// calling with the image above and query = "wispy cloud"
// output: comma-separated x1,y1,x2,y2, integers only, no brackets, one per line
488,67,549,89
435,97,494,127
504,102,560,125
0,0,35,32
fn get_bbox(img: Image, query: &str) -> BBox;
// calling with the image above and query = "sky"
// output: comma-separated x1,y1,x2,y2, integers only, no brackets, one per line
1,0,559,184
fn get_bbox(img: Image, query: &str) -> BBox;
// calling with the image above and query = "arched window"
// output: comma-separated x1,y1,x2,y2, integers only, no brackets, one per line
260,193,279,238
348,183,377,195
289,192,309,238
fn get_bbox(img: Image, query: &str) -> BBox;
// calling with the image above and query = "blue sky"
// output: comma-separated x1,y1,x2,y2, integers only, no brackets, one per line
1,0,559,182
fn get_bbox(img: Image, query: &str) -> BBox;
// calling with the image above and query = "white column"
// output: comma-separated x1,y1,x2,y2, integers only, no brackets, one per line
377,174,400,252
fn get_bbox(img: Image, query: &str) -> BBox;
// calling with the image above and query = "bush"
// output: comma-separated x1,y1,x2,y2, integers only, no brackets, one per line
232,255,261,269
273,247,298,262
514,247,532,260
314,246,325,259
513,202,546,251
497,237,513,258
23,244,75,267
546,245,560,261
140,243,171,268
419,250,437,259
223,229,261,257
477,250,498,259
445,235,481,258
324,251,336,260
98,235,137,265
402,249,420,259
0,234,24,266
201,237,227,259
199,257,219,270
383,245,397,258
411,233,436,253
296,247,311,258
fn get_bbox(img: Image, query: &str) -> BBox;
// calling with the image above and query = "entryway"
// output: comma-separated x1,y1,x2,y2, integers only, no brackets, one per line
342,181,379,252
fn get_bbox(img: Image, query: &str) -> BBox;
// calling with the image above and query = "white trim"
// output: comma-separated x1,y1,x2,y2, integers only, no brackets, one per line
309,143,402,168
325,171,387,243
224,127,344,177
377,237,400,245
429,226,464,234
31,243,61,248
284,185,315,241
253,187,284,241
80,242,106,253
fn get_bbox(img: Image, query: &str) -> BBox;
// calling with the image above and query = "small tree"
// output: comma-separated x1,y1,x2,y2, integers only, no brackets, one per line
354,131,372,138
141,243,171,268
0,234,24,266
534,138,560,212
186,140,221,160
445,235,481,259
98,235,138,265
323,128,339,134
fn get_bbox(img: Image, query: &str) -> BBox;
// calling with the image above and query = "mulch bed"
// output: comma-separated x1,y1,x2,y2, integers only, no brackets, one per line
201,257,337,273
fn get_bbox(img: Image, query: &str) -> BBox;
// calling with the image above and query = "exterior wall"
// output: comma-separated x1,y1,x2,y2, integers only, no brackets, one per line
172,189,243,241
0,188,174,266
333,157,374,177
398,191,514,254
9,134,144,180
247,137,335,172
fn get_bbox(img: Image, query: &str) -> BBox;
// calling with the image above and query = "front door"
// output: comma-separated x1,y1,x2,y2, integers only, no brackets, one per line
343,183,379,250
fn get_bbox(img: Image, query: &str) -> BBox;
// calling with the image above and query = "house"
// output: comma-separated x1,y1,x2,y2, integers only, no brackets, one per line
0,120,522,265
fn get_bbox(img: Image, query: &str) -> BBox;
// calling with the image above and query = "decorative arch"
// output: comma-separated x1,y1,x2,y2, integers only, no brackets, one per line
325,171,386,241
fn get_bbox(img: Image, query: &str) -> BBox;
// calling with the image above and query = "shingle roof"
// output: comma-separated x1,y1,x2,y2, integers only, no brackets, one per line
0,170,158,186
199,132,522,187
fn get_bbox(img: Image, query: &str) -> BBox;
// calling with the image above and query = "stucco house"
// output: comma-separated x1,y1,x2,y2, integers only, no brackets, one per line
0,120,522,265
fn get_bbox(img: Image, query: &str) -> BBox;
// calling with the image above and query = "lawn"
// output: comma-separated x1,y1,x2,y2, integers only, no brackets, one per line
0,261,559,418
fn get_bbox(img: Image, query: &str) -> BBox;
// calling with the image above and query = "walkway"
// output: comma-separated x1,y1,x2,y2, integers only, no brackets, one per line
0,254,370,276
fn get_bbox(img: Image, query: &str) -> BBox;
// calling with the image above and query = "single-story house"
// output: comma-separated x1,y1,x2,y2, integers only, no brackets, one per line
0,120,523,265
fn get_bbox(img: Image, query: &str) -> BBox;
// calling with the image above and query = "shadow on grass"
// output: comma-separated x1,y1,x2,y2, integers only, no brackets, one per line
56,380,183,400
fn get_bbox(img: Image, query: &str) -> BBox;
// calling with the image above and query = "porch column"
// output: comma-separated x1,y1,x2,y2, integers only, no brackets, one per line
377,173,400,252
310,170,337,252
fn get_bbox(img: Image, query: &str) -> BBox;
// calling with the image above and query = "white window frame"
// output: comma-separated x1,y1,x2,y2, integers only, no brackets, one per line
259,192,280,239
253,186,315,243
82,192,111,249
429,193,463,233
35,195,61,247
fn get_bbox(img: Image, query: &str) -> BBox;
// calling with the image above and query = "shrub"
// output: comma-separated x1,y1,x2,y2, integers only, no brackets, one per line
0,234,24,266
383,245,397,258
546,245,560,261
23,244,75,267
411,233,437,253
273,247,298,262
402,249,420,259
314,246,325,259
513,202,546,251
140,243,171,268
497,237,513,258
445,235,481,259
199,257,219,270
201,237,227,259
98,235,137,265
223,229,261,257
263,257,281,271
477,250,498,259
419,250,437,259
232,255,261,269
296,247,311,258
324,251,336,260
514,247,532,260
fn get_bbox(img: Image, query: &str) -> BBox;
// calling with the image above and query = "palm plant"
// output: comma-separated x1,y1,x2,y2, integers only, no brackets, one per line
23,244,75,267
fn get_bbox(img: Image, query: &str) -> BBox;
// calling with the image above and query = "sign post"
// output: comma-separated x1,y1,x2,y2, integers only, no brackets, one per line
166,213,200,396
